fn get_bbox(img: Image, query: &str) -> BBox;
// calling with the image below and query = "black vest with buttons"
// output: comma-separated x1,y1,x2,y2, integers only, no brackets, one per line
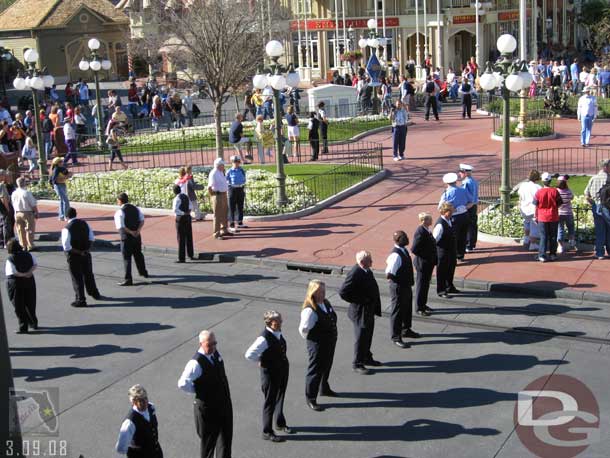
8,252,34,275
391,247,414,286
120,204,140,240
435,217,456,252
193,351,231,408
176,194,190,221
306,300,338,343
66,219,91,251
260,329,289,372
125,404,162,458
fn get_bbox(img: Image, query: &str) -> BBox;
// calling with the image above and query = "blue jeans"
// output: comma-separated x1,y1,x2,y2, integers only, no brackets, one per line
538,221,559,258
580,115,593,145
44,132,53,158
592,203,610,257
558,214,575,241
53,183,70,220
392,125,407,158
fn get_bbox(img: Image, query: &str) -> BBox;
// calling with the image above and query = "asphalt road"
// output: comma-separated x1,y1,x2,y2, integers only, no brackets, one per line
4,244,610,458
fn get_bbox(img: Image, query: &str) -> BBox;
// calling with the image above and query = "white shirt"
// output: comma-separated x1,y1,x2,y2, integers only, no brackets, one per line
446,72,456,84
244,327,283,362
432,216,452,242
114,205,145,230
61,219,95,251
63,122,75,140
177,349,219,394
385,245,408,275
577,95,598,119
579,71,589,84
115,404,153,455
182,95,193,111
518,181,542,216
207,168,228,193
172,194,192,216
298,302,329,338
5,254,37,276
11,187,37,212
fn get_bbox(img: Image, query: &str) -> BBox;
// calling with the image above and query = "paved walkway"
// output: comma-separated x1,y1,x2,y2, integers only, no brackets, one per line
34,109,610,295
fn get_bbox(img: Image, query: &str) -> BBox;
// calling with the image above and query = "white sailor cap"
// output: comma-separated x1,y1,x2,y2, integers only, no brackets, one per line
443,172,458,184
213,158,225,167
459,163,473,172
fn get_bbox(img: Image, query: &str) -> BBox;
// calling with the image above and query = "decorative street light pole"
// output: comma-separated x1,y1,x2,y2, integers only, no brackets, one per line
13,49,54,180
479,34,533,214
252,40,300,207
79,38,112,148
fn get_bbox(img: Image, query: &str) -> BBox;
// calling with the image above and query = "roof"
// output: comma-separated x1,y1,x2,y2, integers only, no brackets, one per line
0,0,128,31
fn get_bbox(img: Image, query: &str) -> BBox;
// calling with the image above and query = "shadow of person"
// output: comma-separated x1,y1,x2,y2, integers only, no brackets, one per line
12,367,100,382
90,295,240,309
415,327,586,346
429,302,600,317
41,322,174,336
10,344,142,359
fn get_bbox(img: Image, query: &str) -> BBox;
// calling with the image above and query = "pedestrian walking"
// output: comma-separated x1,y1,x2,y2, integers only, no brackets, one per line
172,185,194,263
5,238,38,334
183,90,195,127
389,100,408,161
62,207,101,307
245,311,292,443
459,164,479,252
459,79,473,119
21,137,39,175
286,106,300,160
307,112,320,161
107,128,128,170
518,170,542,251
411,212,437,315
584,159,610,259
434,202,459,297
114,192,148,286
178,330,233,458
299,279,338,412
207,158,231,239
533,172,563,262
63,118,79,165
228,113,249,163
50,157,71,221
115,384,164,458
424,76,439,121
556,175,576,253
577,86,598,147
317,102,329,155
226,156,247,232
11,177,38,252
0,170,15,248
439,172,472,260
339,250,382,375
254,115,274,163
385,230,420,348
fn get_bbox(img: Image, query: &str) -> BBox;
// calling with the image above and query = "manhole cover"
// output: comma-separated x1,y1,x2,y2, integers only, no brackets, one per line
314,248,343,259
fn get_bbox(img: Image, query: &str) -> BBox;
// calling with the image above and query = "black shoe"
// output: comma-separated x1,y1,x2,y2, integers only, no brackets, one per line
306,400,324,411
118,280,133,286
424,306,434,312
392,339,410,348
276,425,294,434
447,287,461,294
188,256,196,261
31,320,38,330
402,329,421,339
417,309,432,316
175,260,185,263
437,292,450,298
262,432,285,442
70,301,87,308
364,359,382,367
15,328,28,334
141,272,149,278
319,388,338,397
353,365,372,374
91,293,102,300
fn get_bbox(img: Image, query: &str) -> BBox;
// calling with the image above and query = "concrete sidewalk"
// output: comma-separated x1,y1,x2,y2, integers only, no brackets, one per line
33,110,610,298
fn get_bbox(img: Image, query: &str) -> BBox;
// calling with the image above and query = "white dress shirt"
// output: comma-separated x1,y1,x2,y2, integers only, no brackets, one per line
172,194,192,216
114,205,145,230
244,327,282,362
577,95,598,119
5,254,37,276
433,216,452,242
177,349,218,394
299,303,328,338
63,122,76,140
11,187,37,212
61,219,95,251
115,404,153,455
207,169,228,193
385,245,409,275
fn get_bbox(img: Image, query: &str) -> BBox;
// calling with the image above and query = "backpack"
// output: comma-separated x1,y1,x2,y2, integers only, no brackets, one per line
599,178,610,210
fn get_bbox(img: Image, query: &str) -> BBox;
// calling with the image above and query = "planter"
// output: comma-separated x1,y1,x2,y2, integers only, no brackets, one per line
490,132,558,142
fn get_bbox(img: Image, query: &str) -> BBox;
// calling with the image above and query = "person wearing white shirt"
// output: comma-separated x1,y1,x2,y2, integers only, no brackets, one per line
178,330,233,458
11,177,38,252
577,87,598,147
518,170,542,250
5,238,38,333
434,202,459,298
172,184,194,262
244,311,292,442
182,89,194,127
207,158,230,239
114,192,148,286
298,279,338,411
115,384,163,457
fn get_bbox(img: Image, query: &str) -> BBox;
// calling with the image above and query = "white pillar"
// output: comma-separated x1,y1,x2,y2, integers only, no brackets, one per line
475,0,480,72
305,0,311,68
436,0,442,77
520,0,527,61
334,0,340,68
562,0,568,46
531,0,538,60
341,0,347,65
382,0,387,62
416,0,421,77
424,0,428,57
552,0,558,43
296,0,303,68
542,0,547,43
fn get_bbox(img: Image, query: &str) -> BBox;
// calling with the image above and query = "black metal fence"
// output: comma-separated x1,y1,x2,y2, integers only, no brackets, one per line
483,95,555,138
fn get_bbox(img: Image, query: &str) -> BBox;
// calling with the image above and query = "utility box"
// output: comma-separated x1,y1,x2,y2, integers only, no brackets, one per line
307,84,358,118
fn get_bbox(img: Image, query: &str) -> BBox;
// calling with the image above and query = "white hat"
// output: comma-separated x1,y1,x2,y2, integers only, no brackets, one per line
459,163,474,172
443,172,458,184
541,172,552,182
213,158,225,167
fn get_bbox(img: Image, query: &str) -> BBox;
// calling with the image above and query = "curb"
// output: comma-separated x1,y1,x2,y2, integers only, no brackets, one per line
490,133,558,142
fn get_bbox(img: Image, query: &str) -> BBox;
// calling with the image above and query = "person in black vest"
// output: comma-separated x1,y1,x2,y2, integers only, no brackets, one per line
317,102,329,155
115,384,164,458
385,230,420,348
434,202,458,298
424,75,440,121
459,78,473,119
178,330,232,458
308,112,320,161
411,212,437,316
339,250,382,375
61,207,101,308
114,193,148,286
245,311,293,442
172,185,194,263
299,279,338,411
5,238,37,333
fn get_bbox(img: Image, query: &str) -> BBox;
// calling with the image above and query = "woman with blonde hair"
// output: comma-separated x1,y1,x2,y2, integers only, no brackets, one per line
298,279,338,412
254,114,274,164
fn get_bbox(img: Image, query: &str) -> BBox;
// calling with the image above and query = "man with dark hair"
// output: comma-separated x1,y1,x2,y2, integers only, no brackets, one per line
114,193,148,286
61,207,101,307
172,184,194,263
317,102,329,155
424,75,439,121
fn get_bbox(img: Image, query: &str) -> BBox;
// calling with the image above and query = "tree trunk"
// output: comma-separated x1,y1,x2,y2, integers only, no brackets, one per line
214,101,224,160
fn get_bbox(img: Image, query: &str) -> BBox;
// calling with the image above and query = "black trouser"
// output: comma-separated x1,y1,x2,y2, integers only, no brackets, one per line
320,128,329,154
305,338,336,401
127,444,163,458
228,187,245,226
260,366,289,434
389,282,413,340
414,258,435,310
67,251,99,303
436,249,457,293
176,215,194,261
309,138,319,160
194,400,232,458
462,94,472,118
6,277,37,331
451,212,470,258
467,205,478,250
425,95,439,120
121,235,147,281
1,212,14,247
352,319,374,367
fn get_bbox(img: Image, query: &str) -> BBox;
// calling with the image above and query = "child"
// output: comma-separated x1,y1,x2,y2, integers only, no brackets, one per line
556,175,576,252
107,128,128,170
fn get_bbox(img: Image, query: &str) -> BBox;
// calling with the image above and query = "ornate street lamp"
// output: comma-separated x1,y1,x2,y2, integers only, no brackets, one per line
252,40,300,207
365,18,383,115
479,34,533,213
13,48,54,179
79,38,112,147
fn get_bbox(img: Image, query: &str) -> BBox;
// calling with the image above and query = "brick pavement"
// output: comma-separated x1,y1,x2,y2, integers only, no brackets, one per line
34,110,610,294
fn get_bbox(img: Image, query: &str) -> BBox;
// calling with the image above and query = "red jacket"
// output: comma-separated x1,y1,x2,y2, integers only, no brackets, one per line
534,187,563,222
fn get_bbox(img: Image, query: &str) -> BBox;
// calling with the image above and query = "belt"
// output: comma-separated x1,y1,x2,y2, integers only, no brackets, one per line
16,210,34,213
212,191,226,195
230,184,245,188
453,206,467,215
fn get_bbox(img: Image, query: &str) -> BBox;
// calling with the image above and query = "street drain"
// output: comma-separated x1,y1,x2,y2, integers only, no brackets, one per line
287,264,333,275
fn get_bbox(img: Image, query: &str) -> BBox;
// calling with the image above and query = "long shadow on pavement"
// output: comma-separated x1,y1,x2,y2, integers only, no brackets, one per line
430,303,601,317
12,367,101,382
91,295,240,309
38,322,173,336
10,344,142,359
410,328,585,347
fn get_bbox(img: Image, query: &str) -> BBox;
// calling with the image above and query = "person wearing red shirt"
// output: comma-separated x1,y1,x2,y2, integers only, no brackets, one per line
533,172,563,262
